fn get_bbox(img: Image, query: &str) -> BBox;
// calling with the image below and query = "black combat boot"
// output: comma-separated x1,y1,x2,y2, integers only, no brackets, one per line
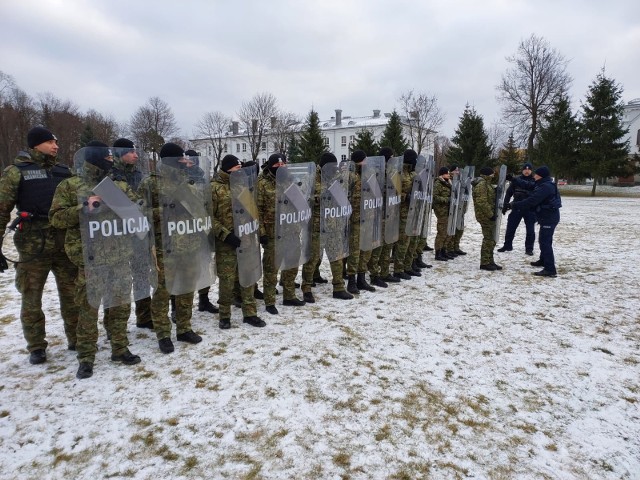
265,305,279,315
254,287,264,299
219,318,231,329
454,249,467,255
76,362,93,379
435,249,448,261
332,290,354,300
303,292,316,303
370,276,388,288
313,275,328,284
356,273,376,292
111,349,142,365
480,264,498,271
29,349,46,365
177,331,203,344
423,244,434,251
445,250,457,259
497,245,512,252
243,316,267,327
405,268,421,277
158,337,175,354
346,275,360,294
283,298,306,306
414,255,429,269
394,271,411,280
530,259,544,267
198,293,219,313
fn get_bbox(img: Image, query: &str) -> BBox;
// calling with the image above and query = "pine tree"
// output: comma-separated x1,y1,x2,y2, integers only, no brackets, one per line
536,95,583,182
79,124,95,146
498,133,522,174
286,133,301,163
350,128,379,156
378,110,409,156
580,69,631,195
293,109,326,164
447,105,492,168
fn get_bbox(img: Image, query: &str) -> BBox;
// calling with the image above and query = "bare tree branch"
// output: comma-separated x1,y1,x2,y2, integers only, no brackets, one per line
398,90,444,155
237,92,278,161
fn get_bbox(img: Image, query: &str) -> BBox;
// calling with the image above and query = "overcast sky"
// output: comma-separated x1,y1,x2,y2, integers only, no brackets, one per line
1,0,638,142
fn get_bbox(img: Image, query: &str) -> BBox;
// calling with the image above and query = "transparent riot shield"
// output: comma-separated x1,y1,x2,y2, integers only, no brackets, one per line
159,156,214,295
76,146,156,309
421,155,436,239
230,165,262,287
405,155,428,236
359,156,384,251
494,164,507,242
384,156,402,244
455,166,475,231
320,161,353,262
111,146,150,192
447,174,461,235
275,162,315,270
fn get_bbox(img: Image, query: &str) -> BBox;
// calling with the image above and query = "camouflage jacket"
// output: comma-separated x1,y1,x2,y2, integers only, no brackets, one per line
432,177,452,218
257,169,277,238
472,175,496,222
400,164,416,218
348,165,362,224
49,163,137,267
210,171,234,242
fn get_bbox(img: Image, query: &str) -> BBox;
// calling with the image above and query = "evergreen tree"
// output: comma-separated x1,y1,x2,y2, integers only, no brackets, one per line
293,109,326,163
350,128,379,156
498,133,523,174
79,124,95,146
447,105,492,168
378,110,409,156
536,94,583,182
286,132,301,163
580,69,631,195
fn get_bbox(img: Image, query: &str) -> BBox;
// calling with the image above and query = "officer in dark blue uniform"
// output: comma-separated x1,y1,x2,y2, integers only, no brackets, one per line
511,166,561,277
498,162,537,255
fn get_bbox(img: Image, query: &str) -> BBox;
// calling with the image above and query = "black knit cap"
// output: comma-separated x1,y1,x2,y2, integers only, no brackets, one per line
319,152,337,168
522,162,533,170
403,149,418,166
113,138,135,149
535,166,550,178
438,166,449,176
221,154,242,173
449,164,459,173
351,150,366,163
184,149,198,157
480,166,494,176
27,126,57,148
267,153,287,167
85,140,113,172
378,147,394,161
159,143,185,169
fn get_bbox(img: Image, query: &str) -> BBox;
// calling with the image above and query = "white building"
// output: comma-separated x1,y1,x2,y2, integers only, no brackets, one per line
620,98,640,184
190,109,435,167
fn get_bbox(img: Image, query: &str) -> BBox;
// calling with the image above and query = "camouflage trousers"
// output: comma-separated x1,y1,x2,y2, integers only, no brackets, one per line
75,266,130,364
445,228,464,251
301,216,321,293
216,243,256,319
262,236,297,305
346,223,373,275
375,242,395,277
151,249,195,340
478,220,496,265
104,296,151,332
14,227,78,352
434,216,451,250
404,236,420,267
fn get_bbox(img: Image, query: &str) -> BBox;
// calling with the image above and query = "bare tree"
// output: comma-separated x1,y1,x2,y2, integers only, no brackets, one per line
486,121,509,161
398,90,444,155
0,72,38,169
433,135,451,170
271,111,301,154
237,92,278,161
129,96,179,168
194,111,232,170
35,92,83,165
497,34,572,158
83,109,119,145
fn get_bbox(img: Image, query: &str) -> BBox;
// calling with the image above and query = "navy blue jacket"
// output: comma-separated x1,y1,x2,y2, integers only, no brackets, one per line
512,176,561,224
504,174,535,205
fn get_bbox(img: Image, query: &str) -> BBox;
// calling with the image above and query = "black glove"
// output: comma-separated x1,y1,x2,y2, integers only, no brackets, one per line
259,235,269,245
0,253,8,273
224,233,241,249
502,206,508,215
506,173,514,181
489,215,497,221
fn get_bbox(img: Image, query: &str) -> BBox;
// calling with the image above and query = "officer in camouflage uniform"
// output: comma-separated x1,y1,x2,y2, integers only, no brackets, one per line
0,127,78,365
104,137,153,332
391,149,418,281
211,154,264,329
472,166,501,271
50,141,141,379
445,165,468,257
367,147,393,288
300,161,322,303
257,153,304,314
433,166,454,262
137,143,203,355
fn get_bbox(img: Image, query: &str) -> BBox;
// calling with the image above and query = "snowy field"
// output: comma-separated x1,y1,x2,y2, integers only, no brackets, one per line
0,194,639,479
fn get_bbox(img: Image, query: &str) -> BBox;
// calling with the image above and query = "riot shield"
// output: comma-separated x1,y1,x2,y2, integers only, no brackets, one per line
405,155,428,237
76,146,156,309
447,174,461,235
455,166,475,231
359,156,385,251
230,165,262,287
159,156,214,295
320,161,353,262
420,155,436,239
275,162,315,270
111,145,151,192
494,164,507,242
384,156,402,244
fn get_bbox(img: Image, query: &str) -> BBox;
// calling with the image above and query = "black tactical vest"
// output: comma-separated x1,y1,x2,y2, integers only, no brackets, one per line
16,162,72,216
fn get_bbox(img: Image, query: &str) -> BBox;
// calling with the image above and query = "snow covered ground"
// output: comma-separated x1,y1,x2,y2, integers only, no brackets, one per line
1,194,639,479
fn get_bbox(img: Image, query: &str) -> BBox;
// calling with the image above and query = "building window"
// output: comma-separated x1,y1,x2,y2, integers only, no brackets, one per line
242,143,247,152
341,154,347,161
349,135,355,143
636,129,640,146
323,137,329,146
261,141,267,151
223,144,228,152
236,144,240,153
273,141,279,150
341,136,347,147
